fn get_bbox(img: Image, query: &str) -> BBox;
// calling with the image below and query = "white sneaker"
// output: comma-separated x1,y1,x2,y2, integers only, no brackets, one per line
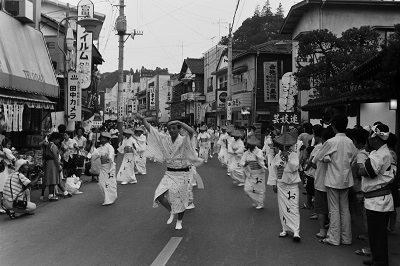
255,205,264,210
237,183,244,187
175,220,183,230
186,203,195,210
121,181,128,185
279,231,287,238
227,172,231,176
75,191,83,194
130,181,138,184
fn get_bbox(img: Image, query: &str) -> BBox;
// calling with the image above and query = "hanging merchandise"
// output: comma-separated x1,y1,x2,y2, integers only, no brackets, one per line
12,104,18,132
18,105,24,131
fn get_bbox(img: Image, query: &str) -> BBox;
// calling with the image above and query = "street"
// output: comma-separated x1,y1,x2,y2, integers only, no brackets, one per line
1,156,399,266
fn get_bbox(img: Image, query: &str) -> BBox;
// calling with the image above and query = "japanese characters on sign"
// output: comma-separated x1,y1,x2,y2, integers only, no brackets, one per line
232,98,241,107
226,100,232,121
149,86,156,110
279,72,297,112
126,105,133,114
76,0,94,90
132,99,137,113
166,87,172,103
196,102,201,123
264,61,279,102
67,72,81,121
271,112,300,126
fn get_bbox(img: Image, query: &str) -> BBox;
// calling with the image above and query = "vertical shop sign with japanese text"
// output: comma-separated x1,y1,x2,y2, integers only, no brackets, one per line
67,72,81,121
166,87,172,103
226,100,232,121
149,86,155,110
132,99,137,113
264,61,279,102
76,0,94,89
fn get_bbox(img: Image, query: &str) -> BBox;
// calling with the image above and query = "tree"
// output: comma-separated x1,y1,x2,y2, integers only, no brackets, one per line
254,4,261,17
294,26,380,98
276,3,284,18
261,0,273,17
219,4,290,50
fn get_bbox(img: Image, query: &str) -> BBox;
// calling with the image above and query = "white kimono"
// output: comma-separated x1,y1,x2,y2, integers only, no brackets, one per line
217,132,229,166
92,143,117,205
241,147,267,207
267,150,301,235
228,138,245,184
146,126,203,214
134,134,147,175
197,132,211,163
117,136,137,183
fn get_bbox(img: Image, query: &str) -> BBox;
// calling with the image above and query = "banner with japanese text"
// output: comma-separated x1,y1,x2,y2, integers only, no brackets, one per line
226,100,232,121
166,87,172,103
67,72,81,121
264,61,279,102
271,112,300,127
76,0,94,89
149,86,156,110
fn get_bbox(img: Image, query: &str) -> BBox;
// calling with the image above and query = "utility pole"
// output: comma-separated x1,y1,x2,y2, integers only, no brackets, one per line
227,23,233,124
115,0,142,141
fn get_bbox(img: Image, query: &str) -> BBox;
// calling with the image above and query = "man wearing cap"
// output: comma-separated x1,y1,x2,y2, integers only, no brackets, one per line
138,115,202,230
133,126,147,175
117,128,137,185
228,129,245,186
2,159,40,219
267,129,302,241
197,125,211,163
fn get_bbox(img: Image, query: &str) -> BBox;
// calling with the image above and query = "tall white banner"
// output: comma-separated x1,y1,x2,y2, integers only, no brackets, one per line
67,72,81,121
76,0,94,89
226,100,232,121
149,86,156,110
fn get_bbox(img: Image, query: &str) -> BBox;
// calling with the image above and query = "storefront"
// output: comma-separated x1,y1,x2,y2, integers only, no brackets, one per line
0,11,59,151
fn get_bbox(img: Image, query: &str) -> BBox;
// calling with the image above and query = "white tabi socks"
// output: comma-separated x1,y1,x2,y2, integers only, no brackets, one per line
167,212,175,224
175,220,183,230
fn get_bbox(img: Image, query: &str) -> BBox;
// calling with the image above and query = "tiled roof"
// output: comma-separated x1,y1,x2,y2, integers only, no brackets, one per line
184,58,204,74
234,40,292,60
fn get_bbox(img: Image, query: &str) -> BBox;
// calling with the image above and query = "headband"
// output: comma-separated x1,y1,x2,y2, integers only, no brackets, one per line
370,125,389,140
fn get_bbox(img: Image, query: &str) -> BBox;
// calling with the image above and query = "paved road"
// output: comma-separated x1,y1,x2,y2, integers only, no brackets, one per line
1,155,399,266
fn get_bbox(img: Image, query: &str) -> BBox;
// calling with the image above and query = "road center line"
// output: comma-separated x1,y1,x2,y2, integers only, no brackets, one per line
196,174,204,189
150,237,182,266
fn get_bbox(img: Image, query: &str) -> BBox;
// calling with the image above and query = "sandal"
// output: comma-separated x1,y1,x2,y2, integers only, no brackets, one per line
4,209,16,219
355,248,371,256
319,238,336,245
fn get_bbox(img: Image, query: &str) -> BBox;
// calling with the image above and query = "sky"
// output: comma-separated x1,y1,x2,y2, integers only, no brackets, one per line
67,0,298,74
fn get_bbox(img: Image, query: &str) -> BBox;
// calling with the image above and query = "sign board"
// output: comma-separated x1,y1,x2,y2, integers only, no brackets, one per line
132,99,137,113
196,102,201,123
264,61,279,102
126,105,133,114
226,100,232,121
76,0,94,89
216,90,227,108
279,72,297,112
271,112,301,126
149,86,156,110
67,72,81,121
166,87,172,103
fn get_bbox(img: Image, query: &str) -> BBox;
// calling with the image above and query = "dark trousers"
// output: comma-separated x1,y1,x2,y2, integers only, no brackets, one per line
366,209,390,266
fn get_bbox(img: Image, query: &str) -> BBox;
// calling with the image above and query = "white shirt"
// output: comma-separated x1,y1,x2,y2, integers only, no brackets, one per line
267,150,301,185
362,144,394,212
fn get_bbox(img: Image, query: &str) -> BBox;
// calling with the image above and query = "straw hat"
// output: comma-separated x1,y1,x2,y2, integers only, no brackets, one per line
221,126,227,130
273,130,298,146
100,132,112,139
246,135,260,146
15,159,29,172
231,130,243,138
123,128,134,135
226,125,235,133
199,125,207,131
134,126,144,132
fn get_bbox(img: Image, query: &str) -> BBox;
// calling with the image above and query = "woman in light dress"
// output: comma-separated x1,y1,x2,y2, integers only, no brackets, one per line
197,125,211,163
91,132,117,206
228,130,245,186
133,127,147,175
116,129,137,185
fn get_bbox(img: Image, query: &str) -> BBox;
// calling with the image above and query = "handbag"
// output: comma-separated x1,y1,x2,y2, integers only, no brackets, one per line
72,151,85,167
10,173,27,210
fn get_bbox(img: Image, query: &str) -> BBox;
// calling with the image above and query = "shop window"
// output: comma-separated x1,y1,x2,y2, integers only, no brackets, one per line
219,76,227,89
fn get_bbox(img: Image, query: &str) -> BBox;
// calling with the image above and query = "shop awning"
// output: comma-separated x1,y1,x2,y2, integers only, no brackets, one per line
0,12,59,97
0,89,55,109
